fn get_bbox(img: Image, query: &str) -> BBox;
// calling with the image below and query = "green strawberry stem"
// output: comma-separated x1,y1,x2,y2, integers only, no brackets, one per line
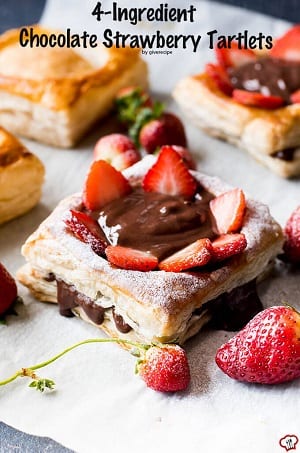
0,338,150,389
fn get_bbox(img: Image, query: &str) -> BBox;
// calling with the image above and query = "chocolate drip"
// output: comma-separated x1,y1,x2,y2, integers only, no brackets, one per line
272,148,296,162
44,272,56,282
195,279,263,331
56,280,130,331
112,308,132,333
56,280,77,317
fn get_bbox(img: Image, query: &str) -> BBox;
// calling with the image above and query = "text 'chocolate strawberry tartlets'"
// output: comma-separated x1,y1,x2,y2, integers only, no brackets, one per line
17,145,283,346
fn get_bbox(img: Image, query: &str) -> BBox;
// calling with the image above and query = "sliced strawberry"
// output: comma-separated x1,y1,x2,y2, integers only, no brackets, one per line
143,146,197,198
232,89,284,109
83,160,131,211
210,189,246,235
0,263,17,316
291,89,300,104
159,238,212,272
212,233,247,261
270,25,300,62
215,43,256,69
106,246,158,271
65,210,107,256
205,63,233,96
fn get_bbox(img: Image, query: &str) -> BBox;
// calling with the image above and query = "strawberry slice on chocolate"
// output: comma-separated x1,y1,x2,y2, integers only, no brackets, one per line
106,246,158,271
212,233,247,261
210,188,246,235
205,63,233,96
291,89,300,104
232,89,284,109
83,160,131,211
270,25,300,62
215,43,256,69
143,145,197,198
159,238,212,272
65,210,108,256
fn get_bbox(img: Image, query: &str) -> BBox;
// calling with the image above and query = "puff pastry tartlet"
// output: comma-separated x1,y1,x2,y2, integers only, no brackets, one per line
17,148,283,346
174,26,300,178
0,26,148,148
0,126,44,225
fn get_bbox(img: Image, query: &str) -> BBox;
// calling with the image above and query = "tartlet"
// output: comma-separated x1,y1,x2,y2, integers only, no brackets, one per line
174,25,300,178
0,126,44,225
0,26,148,147
17,149,283,346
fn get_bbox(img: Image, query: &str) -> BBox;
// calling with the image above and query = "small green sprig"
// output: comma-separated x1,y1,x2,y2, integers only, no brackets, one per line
0,338,150,393
129,102,164,146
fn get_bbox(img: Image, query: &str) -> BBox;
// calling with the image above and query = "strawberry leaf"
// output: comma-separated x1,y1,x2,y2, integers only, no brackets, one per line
129,102,164,146
29,378,55,392
116,88,149,124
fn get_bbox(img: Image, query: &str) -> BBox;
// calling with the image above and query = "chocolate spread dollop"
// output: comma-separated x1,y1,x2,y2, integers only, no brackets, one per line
229,57,300,103
98,188,215,260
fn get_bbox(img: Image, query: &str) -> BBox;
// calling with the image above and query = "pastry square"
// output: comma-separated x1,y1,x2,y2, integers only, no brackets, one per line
17,156,283,346
0,126,44,225
0,26,148,148
173,27,300,178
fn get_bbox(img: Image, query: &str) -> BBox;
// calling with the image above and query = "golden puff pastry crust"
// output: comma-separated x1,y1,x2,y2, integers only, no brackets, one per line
173,73,300,178
0,26,148,147
17,157,283,345
0,126,44,225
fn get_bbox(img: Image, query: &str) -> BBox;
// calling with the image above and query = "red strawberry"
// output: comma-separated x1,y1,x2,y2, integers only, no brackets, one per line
139,112,187,154
0,263,17,316
215,43,256,68
291,89,300,104
212,233,247,261
232,89,284,109
106,245,158,271
283,205,300,264
205,63,233,96
270,25,300,61
143,146,197,198
65,210,107,256
159,238,212,272
209,189,246,235
170,145,197,170
215,306,300,384
93,134,141,171
83,160,131,211
137,344,190,392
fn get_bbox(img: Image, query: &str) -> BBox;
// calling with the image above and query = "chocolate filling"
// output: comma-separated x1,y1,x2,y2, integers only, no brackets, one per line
56,276,261,337
44,272,56,282
56,279,131,332
199,279,263,331
271,148,297,162
98,188,215,260
112,308,132,333
229,57,300,103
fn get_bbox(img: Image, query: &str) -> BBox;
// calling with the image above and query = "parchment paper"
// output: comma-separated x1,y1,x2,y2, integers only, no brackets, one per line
0,2,299,452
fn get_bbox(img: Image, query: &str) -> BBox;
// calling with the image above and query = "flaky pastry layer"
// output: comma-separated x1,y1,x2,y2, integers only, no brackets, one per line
0,26,148,147
0,126,44,225
173,74,300,178
17,157,283,344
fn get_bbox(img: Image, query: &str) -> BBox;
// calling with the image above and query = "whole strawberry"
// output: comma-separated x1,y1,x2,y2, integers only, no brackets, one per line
283,205,300,264
0,263,17,315
139,112,187,154
215,306,300,384
137,344,190,392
